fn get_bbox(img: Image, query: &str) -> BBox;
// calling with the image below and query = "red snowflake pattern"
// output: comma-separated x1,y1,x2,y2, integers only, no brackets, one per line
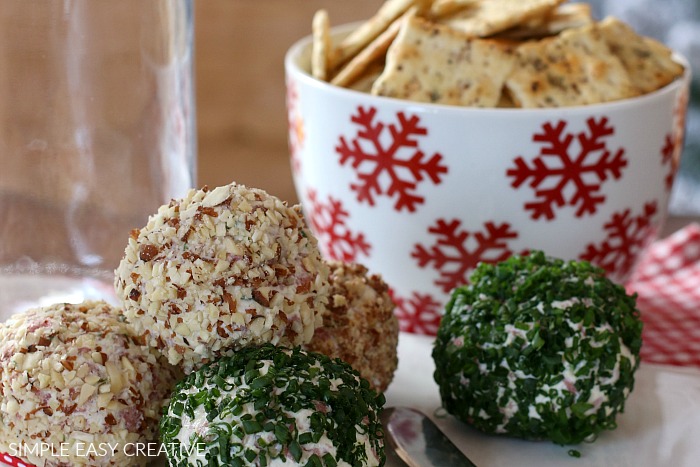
336,106,448,212
286,78,304,174
580,201,658,279
507,117,627,220
673,81,689,152
412,219,518,293
390,290,443,335
660,133,678,191
305,189,370,262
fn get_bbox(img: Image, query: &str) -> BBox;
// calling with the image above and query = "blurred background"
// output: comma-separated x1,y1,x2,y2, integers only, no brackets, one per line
195,0,700,216
195,0,381,204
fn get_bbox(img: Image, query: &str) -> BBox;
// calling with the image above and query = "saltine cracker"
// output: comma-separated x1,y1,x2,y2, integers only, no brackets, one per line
371,15,516,107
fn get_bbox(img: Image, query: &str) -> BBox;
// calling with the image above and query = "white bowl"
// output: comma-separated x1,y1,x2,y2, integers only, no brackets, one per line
285,25,691,335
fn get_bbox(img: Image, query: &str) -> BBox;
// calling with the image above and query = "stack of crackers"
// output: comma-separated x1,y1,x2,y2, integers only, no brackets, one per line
311,0,685,108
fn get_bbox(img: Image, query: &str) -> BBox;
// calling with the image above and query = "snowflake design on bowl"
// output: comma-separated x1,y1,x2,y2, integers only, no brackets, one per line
580,200,658,281
411,219,519,293
305,189,370,263
390,290,443,336
335,106,448,212
507,117,627,220
660,133,678,191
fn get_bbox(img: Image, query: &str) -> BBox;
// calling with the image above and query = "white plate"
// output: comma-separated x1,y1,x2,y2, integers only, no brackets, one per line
4,333,697,467
385,332,700,467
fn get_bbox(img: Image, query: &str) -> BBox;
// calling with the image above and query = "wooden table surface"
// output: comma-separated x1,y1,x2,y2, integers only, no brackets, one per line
195,0,382,205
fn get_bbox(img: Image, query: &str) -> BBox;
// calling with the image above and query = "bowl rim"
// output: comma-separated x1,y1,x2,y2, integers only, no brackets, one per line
284,21,692,116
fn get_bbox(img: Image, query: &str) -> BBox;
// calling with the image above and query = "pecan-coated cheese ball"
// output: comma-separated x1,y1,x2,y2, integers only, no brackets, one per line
115,183,331,373
305,262,399,392
0,301,179,467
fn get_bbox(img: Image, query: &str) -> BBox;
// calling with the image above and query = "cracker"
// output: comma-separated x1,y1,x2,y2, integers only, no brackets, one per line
496,2,593,40
429,0,479,18
331,8,416,88
331,0,426,70
438,0,565,37
505,22,637,107
597,16,684,95
497,90,518,108
311,9,331,81
348,62,385,93
371,15,516,107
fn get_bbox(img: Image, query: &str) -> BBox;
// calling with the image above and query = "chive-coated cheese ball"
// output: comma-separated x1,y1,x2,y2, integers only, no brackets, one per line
115,183,331,373
0,301,180,467
160,344,385,466
433,252,643,445
305,261,399,392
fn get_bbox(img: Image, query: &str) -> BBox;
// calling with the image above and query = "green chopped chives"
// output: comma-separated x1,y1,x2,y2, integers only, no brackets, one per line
305,454,322,467
298,432,313,445
244,449,256,462
274,424,290,444
323,453,338,467
159,344,385,466
242,419,262,434
433,251,643,447
288,440,302,462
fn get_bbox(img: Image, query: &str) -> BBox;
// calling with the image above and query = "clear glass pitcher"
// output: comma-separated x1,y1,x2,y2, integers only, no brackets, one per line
0,0,196,319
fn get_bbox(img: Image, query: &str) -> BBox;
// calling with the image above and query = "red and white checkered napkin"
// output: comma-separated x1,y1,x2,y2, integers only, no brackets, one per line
626,223,700,368
0,453,29,467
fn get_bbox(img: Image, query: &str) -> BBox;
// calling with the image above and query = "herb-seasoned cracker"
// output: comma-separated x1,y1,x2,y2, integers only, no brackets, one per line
438,0,565,37
371,15,516,107
331,0,426,70
496,2,593,40
429,0,479,18
348,62,385,93
309,1,684,108
505,22,637,107
331,8,416,88
598,16,684,95
497,90,517,108
311,9,331,81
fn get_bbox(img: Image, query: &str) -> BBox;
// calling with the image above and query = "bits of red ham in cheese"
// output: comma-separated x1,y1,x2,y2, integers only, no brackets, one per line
0,301,180,466
114,182,331,373
305,262,399,392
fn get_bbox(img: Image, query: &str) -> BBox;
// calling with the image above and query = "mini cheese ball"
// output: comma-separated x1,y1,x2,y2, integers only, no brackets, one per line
433,252,643,445
305,261,399,392
160,345,386,467
0,301,179,467
115,183,331,373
